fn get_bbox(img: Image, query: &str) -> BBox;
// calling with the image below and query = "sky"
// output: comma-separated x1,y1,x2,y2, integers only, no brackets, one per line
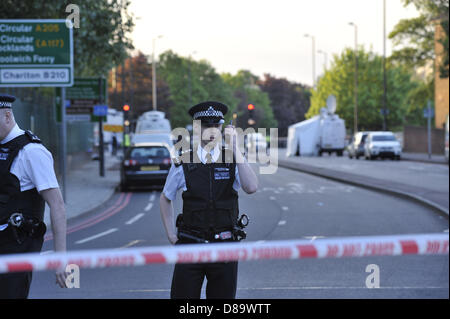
129,0,420,86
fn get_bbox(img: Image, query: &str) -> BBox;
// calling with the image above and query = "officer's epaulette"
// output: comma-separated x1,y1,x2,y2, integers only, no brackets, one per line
172,149,192,167
24,130,42,143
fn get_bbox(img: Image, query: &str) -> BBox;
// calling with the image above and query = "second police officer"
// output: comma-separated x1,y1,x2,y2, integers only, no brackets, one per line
160,101,258,299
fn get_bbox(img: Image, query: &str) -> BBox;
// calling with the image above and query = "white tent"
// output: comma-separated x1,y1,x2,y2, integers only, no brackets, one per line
286,97,346,157
286,115,321,157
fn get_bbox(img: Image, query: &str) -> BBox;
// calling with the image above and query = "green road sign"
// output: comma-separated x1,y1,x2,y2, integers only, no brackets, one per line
55,77,107,122
0,19,73,87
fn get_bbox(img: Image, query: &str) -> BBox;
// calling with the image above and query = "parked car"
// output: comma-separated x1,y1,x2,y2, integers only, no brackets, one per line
120,143,172,191
364,131,402,160
347,131,370,159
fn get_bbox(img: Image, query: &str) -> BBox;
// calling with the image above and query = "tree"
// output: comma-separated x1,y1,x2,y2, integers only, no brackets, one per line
108,51,172,120
158,50,236,129
0,0,134,77
389,0,449,78
222,70,277,130
258,74,311,136
306,48,417,131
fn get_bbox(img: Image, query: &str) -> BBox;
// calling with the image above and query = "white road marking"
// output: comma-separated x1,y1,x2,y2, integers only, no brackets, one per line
75,228,118,245
40,250,54,255
269,196,276,200
444,229,449,233
281,206,289,211
303,236,326,242
120,239,145,249
144,203,154,212
125,213,145,225
278,220,286,226
149,193,156,202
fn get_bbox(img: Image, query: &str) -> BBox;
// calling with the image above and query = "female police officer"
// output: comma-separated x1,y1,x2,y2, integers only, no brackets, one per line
160,101,258,299
0,94,67,298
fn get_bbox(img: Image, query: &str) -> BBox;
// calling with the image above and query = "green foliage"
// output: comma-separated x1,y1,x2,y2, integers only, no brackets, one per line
389,0,449,78
222,70,277,129
158,50,236,129
306,48,417,131
404,77,435,126
0,0,134,77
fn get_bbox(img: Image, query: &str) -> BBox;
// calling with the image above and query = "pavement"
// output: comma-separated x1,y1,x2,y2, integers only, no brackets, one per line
401,152,448,165
43,151,121,228
43,149,448,230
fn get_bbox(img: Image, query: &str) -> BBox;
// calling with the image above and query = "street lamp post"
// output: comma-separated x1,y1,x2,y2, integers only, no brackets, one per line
382,0,388,131
304,34,316,88
349,22,358,134
152,35,163,111
317,49,328,72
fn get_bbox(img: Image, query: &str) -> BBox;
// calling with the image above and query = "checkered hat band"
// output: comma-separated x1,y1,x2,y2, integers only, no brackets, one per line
193,108,223,119
0,101,12,108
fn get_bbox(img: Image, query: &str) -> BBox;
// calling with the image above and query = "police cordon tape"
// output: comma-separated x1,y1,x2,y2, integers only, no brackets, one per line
0,233,448,274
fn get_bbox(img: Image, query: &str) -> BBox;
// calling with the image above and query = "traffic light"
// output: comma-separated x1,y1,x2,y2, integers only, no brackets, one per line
247,104,255,126
123,104,131,129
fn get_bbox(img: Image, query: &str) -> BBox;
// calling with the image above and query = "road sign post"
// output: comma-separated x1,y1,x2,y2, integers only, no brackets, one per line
423,101,434,160
0,19,74,202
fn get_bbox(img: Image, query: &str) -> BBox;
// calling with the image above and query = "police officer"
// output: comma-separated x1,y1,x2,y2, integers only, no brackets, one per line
160,101,258,299
0,94,67,298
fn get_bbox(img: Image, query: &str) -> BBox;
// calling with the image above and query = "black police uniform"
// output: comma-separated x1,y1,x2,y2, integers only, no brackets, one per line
169,101,245,299
0,94,47,299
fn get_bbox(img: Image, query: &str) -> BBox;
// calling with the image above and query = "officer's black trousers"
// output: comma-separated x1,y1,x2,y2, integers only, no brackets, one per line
170,241,238,299
0,227,43,299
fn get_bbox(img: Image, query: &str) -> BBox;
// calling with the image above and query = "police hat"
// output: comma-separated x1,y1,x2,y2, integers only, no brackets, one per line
188,101,228,125
0,94,15,109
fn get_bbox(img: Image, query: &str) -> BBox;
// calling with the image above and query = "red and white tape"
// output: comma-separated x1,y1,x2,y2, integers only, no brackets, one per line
0,233,448,274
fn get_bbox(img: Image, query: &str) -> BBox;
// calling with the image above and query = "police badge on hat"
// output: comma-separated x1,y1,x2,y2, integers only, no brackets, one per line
188,101,228,125
0,94,16,109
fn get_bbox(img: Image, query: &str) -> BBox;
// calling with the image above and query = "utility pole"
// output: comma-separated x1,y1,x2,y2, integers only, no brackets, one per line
304,34,316,88
349,22,358,133
382,0,388,131
152,35,163,111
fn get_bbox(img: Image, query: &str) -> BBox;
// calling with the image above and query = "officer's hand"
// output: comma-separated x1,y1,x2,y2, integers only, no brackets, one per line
169,234,179,245
55,265,68,288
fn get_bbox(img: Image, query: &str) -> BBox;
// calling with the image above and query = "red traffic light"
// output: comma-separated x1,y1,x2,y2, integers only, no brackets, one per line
247,104,255,111
123,104,130,112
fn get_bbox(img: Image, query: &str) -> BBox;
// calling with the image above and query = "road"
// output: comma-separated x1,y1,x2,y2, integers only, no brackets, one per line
278,151,449,193
29,164,448,299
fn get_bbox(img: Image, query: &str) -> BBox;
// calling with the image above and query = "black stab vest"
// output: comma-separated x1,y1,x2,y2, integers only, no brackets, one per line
0,131,45,222
180,147,239,232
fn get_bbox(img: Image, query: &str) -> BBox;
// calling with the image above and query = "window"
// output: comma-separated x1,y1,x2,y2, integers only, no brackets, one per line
130,147,170,158
372,135,396,142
